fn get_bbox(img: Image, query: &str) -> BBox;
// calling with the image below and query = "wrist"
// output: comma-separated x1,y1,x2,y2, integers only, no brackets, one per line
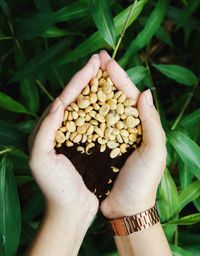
101,195,156,219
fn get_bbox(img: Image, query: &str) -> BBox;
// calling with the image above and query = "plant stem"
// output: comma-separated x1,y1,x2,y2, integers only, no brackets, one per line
0,148,14,155
35,80,54,101
174,226,178,246
112,0,138,59
144,55,160,112
171,85,198,130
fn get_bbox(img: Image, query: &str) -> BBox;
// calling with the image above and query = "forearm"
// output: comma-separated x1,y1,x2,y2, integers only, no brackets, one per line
114,222,172,256
27,204,96,256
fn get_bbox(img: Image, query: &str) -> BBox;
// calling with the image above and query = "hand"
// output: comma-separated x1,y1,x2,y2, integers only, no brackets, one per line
99,51,167,219
29,54,100,216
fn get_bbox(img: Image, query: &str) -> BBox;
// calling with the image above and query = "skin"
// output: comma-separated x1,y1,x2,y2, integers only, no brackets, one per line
28,51,172,256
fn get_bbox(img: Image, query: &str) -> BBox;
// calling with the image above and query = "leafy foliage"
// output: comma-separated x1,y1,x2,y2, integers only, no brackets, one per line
0,0,199,255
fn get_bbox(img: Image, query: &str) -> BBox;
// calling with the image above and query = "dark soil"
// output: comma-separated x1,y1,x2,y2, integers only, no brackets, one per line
56,144,135,201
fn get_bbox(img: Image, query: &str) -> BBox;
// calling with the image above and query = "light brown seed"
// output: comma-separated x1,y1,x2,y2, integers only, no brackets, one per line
107,77,113,86
105,190,110,196
77,97,90,109
116,134,123,143
99,104,110,116
102,70,109,78
66,121,76,132
97,91,107,102
123,136,129,144
107,98,117,110
118,93,126,103
72,111,78,120
86,143,95,155
59,126,67,132
102,82,112,94
96,113,105,123
109,134,116,141
137,124,142,135
129,133,137,142
110,148,120,158
70,131,78,141
94,126,104,137
63,110,68,121
73,133,82,143
105,127,113,138
85,105,93,113
65,131,70,140
100,122,106,132
55,130,65,144
85,113,92,121
67,105,73,111
106,113,116,126
93,103,100,111
75,117,85,126
124,99,136,107
99,77,105,86
87,125,94,136
111,166,120,172
128,127,138,134
114,91,123,100
71,102,79,111
68,112,73,121
120,114,127,120
98,137,107,145
125,106,139,116
116,121,124,130
106,91,114,100
82,85,90,95
116,103,124,115
89,92,97,104
126,116,136,128
56,143,61,148
120,143,127,153
96,69,103,79
100,144,106,152
92,134,99,142
112,128,120,136
77,123,90,134
107,141,119,149
81,134,87,143
66,140,73,147
78,109,86,117
77,146,85,153
90,119,98,126
120,129,129,137
89,110,96,118
107,179,112,184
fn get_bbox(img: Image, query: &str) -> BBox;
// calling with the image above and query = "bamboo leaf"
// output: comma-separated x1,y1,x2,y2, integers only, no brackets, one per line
59,0,147,65
0,120,27,148
126,66,147,85
170,244,193,256
0,92,30,114
168,213,200,225
0,157,21,256
87,0,116,48
181,109,200,127
157,168,179,222
11,39,69,82
121,0,168,66
153,64,198,86
168,131,200,180
179,180,200,210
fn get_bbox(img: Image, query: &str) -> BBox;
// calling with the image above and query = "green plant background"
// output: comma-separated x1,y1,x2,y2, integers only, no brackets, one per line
0,0,200,255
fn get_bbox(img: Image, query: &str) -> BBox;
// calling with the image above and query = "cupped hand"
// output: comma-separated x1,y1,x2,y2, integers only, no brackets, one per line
29,54,100,215
99,51,167,219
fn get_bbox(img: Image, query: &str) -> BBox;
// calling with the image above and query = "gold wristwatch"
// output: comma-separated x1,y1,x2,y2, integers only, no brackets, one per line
106,205,160,236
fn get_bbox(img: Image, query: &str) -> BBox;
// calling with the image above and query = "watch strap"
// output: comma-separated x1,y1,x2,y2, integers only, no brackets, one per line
106,205,160,236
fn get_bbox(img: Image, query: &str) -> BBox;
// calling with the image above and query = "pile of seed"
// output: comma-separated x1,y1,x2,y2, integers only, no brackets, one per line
55,69,142,158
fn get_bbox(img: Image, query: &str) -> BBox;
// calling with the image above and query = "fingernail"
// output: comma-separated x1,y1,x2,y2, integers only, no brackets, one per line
50,98,61,113
100,50,107,54
145,89,153,106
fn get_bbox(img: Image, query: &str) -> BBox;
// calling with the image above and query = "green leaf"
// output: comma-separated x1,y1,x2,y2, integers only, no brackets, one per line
157,168,179,223
177,0,200,29
126,66,147,85
16,176,34,187
181,109,200,127
88,0,116,48
153,64,198,86
55,0,88,22
156,26,173,47
59,0,147,65
179,232,200,255
11,39,69,82
170,244,193,256
168,131,200,180
168,213,200,225
179,180,200,210
0,120,27,148
0,91,29,114
121,0,168,66
16,11,57,40
0,157,21,256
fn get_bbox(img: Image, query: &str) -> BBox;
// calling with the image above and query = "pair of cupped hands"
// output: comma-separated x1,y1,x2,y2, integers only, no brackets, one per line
29,51,166,220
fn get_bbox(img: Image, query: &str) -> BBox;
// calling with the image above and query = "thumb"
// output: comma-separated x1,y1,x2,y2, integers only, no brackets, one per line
31,97,64,156
137,90,166,151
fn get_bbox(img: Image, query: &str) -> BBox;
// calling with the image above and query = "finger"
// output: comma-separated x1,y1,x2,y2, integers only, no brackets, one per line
99,50,111,70
31,97,64,155
59,54,100,108
106,59,140,101
137,89,166,150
